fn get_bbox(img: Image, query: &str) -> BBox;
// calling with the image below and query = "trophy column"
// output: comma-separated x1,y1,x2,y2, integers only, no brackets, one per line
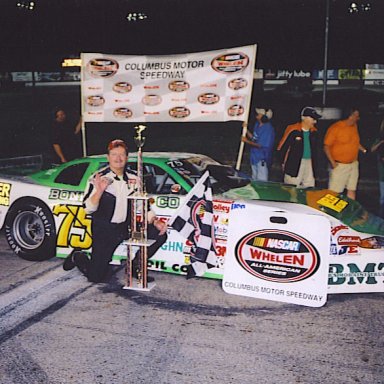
123,125,156,291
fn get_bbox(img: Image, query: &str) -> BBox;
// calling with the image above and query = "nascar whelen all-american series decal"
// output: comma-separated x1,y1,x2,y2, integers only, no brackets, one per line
234,229,320,283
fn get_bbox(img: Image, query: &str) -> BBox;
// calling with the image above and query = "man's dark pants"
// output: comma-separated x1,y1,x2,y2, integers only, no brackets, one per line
86,219,167,283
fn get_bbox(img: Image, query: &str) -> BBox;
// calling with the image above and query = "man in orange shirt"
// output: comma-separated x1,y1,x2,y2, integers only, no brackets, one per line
323,107,367,200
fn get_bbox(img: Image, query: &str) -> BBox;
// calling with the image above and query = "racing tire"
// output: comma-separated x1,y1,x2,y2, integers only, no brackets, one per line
4,198,56,261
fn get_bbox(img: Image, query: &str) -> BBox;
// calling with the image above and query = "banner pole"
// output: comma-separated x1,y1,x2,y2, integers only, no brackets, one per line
81,120,87,157
80,53,87,157
235,122,248,170
235,44,257,171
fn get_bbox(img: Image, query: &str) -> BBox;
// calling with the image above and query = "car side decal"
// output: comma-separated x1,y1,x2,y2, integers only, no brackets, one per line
0,182,12,206
53,205,92,249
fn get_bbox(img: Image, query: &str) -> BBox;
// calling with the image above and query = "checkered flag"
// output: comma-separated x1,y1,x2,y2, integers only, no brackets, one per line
168,171,216,278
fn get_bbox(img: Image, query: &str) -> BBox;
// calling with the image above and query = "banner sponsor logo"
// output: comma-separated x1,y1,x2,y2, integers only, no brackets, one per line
228,104,244,116
169,106,190,118
198,93,220,105
113,107,132,119
211,52,249,74
228,78,248,90
142,94,162,106
87,58,119,78
86,95,105,107
113,82,132,93
168,80,190,92
235,229,320,283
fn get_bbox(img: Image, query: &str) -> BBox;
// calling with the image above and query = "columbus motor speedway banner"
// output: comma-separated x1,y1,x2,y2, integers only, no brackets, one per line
81,45,256,122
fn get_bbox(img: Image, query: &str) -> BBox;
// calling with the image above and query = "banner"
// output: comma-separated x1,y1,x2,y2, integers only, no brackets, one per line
81,45,256,123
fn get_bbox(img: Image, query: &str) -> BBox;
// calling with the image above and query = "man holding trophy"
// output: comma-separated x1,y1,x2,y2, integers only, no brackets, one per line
63,137,167,284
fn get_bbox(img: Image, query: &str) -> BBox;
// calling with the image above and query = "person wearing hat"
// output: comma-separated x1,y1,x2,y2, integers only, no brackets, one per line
52,108,82,163
241,108,275,181
63,139,167,283
324,107,367,200
277,106,322,188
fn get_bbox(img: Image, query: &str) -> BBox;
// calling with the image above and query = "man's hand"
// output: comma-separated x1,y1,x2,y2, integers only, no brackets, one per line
153,218,167,235
93,173,110,194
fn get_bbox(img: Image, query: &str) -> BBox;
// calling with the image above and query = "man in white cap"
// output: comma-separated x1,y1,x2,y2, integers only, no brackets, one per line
277,106,322,188
241,108,275,181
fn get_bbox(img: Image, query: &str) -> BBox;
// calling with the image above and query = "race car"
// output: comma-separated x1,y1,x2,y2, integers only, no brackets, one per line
0,152,383,293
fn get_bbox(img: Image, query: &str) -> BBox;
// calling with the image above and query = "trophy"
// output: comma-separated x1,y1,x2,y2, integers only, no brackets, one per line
123,125,156,291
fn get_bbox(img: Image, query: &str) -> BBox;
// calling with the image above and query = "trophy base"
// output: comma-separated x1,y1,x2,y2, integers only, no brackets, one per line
122,280,156,292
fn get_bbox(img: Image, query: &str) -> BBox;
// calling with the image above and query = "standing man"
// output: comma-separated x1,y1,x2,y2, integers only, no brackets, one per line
52,109,82,163
241,108,275,181
277,106,322,188
371,118,384,217
324,107,367,200
63,139,167,283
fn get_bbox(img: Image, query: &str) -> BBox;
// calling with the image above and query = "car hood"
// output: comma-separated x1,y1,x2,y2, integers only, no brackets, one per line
222,181,384,236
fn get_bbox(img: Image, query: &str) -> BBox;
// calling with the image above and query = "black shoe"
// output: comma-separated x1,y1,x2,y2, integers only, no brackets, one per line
73,251,90,276
63,250,76,271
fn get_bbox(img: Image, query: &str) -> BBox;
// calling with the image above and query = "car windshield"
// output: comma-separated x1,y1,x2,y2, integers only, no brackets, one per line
167,155,250,193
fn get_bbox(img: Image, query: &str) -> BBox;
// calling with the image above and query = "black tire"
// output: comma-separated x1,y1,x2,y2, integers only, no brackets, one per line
5,198,56,261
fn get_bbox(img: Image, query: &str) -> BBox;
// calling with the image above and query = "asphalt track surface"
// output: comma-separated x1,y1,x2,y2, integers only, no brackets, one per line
0,231,383,384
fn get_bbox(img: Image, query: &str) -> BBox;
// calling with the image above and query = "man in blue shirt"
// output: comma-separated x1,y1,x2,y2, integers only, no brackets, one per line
242,108,275,181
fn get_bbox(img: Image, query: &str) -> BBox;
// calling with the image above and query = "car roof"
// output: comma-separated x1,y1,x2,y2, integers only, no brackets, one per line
87,152,210,160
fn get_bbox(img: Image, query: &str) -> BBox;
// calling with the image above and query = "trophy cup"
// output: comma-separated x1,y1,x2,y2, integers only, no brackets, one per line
123,125,156,291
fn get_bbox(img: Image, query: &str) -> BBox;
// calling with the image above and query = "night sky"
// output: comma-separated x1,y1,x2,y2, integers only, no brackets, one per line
0,0,383,71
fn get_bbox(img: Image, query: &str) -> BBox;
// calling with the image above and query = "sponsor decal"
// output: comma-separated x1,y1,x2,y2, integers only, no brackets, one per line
113,82,132,93
329,262,384,286
231,202,245,210
86,58,119,78
168,80,190,92
113,107,133,119
201,110,218,115
213,214,229,226
0,182,11,206
49,189,83,202
359,236,384,249
228,104,244,116
331,225,349,235
161,241,183,253
230,95,245,101
228,78,248,90
317,194,348,213
197,93,220,105
213,201,231,214
200,82,217,88
86,95,105,107
330,225,361,256
214,224,228,240
338,236,361,246
156,196,180,209
211,52,249,74
235,229,320,283
169,106,190,118
142,94,162,106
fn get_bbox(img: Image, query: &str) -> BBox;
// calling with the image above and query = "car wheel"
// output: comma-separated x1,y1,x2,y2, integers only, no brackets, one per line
5,198,56,261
